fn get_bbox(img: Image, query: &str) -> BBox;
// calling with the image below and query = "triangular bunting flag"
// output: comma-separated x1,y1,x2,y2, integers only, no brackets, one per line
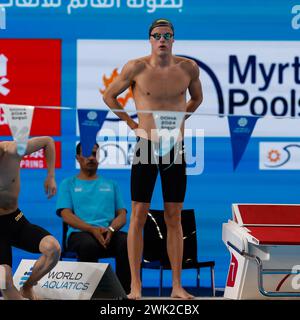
228,115,259,170
77,109,108,157
2,104,34,156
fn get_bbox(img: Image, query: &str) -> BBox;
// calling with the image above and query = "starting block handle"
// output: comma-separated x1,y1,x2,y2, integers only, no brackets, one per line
226,241,300,298
262,269,300,275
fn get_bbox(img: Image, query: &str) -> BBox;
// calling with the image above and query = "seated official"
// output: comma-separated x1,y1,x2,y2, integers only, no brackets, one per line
56,142,130,294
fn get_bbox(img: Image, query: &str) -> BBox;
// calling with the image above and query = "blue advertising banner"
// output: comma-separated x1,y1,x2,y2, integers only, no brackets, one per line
1,1,299,40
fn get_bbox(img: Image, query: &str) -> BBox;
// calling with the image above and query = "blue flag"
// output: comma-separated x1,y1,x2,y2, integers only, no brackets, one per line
228,115,258,170
77,109,108,157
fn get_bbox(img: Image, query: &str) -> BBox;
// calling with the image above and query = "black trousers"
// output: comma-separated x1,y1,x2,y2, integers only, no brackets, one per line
68,231,131,294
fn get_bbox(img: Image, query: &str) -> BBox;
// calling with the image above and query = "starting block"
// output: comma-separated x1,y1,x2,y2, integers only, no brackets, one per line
222,204,300,299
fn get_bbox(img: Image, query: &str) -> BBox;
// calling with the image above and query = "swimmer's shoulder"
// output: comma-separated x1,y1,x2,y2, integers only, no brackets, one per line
0,141,17,156
122,57,147,80
124,56,150,76
175,56,199,77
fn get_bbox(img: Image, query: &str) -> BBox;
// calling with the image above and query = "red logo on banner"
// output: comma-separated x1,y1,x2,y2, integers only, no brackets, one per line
20,142,61,169
0,39,61,136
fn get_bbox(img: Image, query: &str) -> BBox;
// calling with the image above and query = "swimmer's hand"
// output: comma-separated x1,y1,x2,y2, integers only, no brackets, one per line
128,120,144,137
44,175,57,199
127,118,138,131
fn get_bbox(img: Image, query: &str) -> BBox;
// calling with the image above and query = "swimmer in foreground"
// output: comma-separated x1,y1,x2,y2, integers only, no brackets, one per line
0,136,61,300
103,18,203,299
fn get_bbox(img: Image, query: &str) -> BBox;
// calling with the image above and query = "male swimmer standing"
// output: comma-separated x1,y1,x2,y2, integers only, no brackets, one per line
0,137,61,300
103,19,203,299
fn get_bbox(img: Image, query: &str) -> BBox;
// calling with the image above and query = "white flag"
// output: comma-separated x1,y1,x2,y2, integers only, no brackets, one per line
153,111,185,156
1,105,34,156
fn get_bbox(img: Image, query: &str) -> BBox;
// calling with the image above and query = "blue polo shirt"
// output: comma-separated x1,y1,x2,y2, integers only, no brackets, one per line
56,176,126,240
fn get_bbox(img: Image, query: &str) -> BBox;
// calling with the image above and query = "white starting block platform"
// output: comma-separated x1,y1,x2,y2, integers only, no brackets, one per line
222,204,300,299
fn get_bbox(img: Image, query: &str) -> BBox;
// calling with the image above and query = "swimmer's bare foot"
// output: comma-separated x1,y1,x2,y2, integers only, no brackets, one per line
171,286,194,299
20,286,40,300
127,283,142,300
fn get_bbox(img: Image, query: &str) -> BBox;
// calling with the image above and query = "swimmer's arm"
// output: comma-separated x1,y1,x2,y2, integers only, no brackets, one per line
25,137,57,198
186,61,203,120
102,60,141,130
25,137,55,177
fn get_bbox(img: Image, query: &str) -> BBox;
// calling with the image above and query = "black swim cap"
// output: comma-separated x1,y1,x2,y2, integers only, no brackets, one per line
149,18,174,37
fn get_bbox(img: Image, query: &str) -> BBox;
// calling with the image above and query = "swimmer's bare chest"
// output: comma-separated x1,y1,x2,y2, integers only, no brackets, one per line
132,65,190,111
131,65,190,138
